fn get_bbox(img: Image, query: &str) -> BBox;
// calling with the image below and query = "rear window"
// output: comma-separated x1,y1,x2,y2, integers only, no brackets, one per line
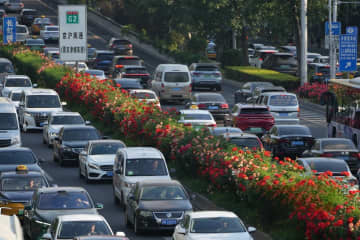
113,39,131,45
269,95,298,106
164,72,189,83
0,113,18,130
131,92,156,99
26,39,44,45
240,108,269,114
322,140,356,150
183,113,212,120
278,126,311,136
63,129,100,141
16,26,27,33
11,92,21,101
0,63,14,73
5,78,31,87
46,27,58,31
0,151,36,164
116,58,141,66
195,66,218,71
318,67,330,74
197,94,225,102
230,138,261,149
307,161,348,173
97,53,113,61
116,80,142,89
23,10,38,15
125,68,148,74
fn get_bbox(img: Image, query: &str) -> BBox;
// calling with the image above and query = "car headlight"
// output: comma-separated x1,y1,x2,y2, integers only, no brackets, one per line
88,162,100,170
24,111,33,117
124,182,136,188
139,210,153,217
11,136,20,145
62,145,72,152
49,132,58,137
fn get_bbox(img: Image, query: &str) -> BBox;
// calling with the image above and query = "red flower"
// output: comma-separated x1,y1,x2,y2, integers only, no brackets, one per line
341,171,350,177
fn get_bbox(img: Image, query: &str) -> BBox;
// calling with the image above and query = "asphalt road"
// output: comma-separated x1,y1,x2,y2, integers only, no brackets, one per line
15,1,327,239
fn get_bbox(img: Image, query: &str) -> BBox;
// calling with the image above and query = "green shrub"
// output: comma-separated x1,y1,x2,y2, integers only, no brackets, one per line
39,66,70,89
221,49,244,66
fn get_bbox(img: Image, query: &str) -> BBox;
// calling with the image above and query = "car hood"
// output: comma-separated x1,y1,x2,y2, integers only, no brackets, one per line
0,164,41,173
188,232,252,240
63,141,89,148
139,200,192,211
0,191,34,202
26,108,63,113
0,130,20,139
35,208,98,223
89,155,116,165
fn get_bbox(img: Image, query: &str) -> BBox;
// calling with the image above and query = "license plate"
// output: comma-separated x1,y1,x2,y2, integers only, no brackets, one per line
39,122,46,127
106,171,113,177
249,127,263,133
208,106,218,110
291,141,304,146
279,112,288,116
172,88,181,91
161,219,177,225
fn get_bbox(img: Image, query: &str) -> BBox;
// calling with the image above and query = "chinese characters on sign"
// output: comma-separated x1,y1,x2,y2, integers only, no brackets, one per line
339,34,358,72
3,17,16,44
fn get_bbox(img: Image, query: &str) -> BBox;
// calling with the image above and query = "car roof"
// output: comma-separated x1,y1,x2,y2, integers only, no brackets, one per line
189,211,238,219
5,75,30,79
180,109,211,114
23,88,58,95
50,111,81,116
226,133,258,138
234,103,268,109
0,147,32,153
193,92,224,97
260,92,296,97
114,78,141,82
138,180,181,187
36,186,87,194
57,214,105,222
62,125,96,131
157,64,189,71
1,170,44,178
129,89,156,94
120,147,163,159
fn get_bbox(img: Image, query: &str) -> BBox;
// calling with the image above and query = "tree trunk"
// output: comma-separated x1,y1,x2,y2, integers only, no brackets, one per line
293,2,302,76
240,26,249,65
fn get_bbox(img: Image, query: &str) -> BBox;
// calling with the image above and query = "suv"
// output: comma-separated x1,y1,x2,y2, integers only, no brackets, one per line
189,63,222,91
234,82,274,104
92,50,114,73
1,75,34,97
20,8,38,26
261,53,298,75
108,38,133,55
113,65,150,87
0,97,21,147
113,147,171,206
110,55,144,77
18,89,65,132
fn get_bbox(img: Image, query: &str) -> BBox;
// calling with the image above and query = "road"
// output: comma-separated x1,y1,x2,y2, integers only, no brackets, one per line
16,1,327,239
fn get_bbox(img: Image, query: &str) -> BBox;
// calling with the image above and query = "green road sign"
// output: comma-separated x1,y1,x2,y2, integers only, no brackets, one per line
66,11,79,24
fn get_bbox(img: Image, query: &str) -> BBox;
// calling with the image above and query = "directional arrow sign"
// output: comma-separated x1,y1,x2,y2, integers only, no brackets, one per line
339,34,357,72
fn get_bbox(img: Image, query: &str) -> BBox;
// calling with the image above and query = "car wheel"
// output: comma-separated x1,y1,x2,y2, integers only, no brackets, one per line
134,216,142,235
85,168,92,183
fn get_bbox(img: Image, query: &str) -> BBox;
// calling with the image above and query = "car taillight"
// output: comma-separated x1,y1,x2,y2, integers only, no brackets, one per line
297,107,300,117
259,58,263,61
184,123,192,126
209,123,217,127
214,72,221,77
221,103,229,109
128,44,132,48
315,73,323,76
320,153,334,157
198,104,206,108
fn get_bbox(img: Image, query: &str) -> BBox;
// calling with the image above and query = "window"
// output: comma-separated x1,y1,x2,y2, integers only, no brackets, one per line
164,72,189,83
0,63,14,73
16,26,27,33
230,138,261,149
116,58,141,66
269,95,298,106
51,116,84,125
11,92,21,101
1,177,46,191
62,129,99,141
0,151,36,164
125,158,167,176
37,191,93,210
58,221,111,239
26,95,60,108
0,113,18,130
140,185,187,200
183,113,212,120
240,108,270,114
197,94,225,102
190,217,246,233
321,140,356,150
90,142,125,155
5,78,31,87
278,126,311,136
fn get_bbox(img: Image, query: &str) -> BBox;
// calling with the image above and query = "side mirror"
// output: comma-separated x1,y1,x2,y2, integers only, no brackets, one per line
248,226,256,233
61,101,67,106
33,83,38,88
177,225,186,234
40,233,52,240
85,120,91,125
95,203,103,209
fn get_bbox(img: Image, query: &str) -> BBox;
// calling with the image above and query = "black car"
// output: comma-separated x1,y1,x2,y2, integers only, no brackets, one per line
125,180,192,234
0,147,44,173
23,186,103,240
53,126,102,166
185,92,230,123
262,52,298,75
113,78,143,92
20,8,38,26
115,65,150,87
262,125,314,159
303,138,360,174
110,56,144,77
92,50,114,74
108,38,133,55
234,81,274,103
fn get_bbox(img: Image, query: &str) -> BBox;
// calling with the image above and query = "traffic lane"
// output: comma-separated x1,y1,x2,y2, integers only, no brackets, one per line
21,131,171,240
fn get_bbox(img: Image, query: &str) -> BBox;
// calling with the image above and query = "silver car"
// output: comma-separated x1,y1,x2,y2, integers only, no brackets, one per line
1,75,35,98
16,25,30,42
4,0,24,12
0,97,21,147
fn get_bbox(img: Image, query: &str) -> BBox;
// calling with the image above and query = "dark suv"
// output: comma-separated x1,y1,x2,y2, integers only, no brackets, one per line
92,50,114,74
262,52,298,75
108,38,133,55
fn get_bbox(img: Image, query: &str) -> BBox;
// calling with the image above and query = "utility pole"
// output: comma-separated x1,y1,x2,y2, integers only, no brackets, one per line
329,0,333,81
330,0,338,80
300,0,308,85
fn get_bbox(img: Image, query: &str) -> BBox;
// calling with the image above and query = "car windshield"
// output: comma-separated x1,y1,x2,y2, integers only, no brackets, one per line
212,127,242,136
278,126,311,136
62,129,99,141
11,92,21,101
140,185,187,201
183,113,212,120
16,26,27,33
37,191,92,210
0,113,18,130
1,176,46,191
116,58,141,66
307,161,348,173
5,78,31,87
26,39,44,45
46,27,58,31
85,70,104,76
88,48,96,57
97,53,113,61
126,158,167,176
321,140,356,150
116,81,142,89
35,18,51,24
0,63,14,73
51,115,84,125
164,72,189,83
125,68,148,74
190,217,246,233
197,94,225,102
131,92,156,99
195,66,218,71
240,108,270,114
23,10,37,15
90,142,125,155
26,95,60,108
0,151,36,164
113,39,130,45
58,221,111,239
269,95,298,106
230,138,261,149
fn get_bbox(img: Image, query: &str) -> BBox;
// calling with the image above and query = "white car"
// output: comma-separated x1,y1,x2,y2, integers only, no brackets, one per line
40,25,59,42
307,52,322,63
84,69,106,80
173,211,256,240
79,139,126,182
1,75,35,98
8,89,22,110
0,214,23,240
178,109,216,129
16,24,29,42
129,89,161,109
42,111,87,147
64,61,88,72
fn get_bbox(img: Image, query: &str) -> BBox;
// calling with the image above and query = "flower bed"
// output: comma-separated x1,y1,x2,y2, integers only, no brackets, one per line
3,44,360,239
297,82,328,104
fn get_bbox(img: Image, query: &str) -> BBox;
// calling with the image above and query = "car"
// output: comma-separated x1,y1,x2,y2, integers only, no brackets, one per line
18,88,65,132
262,125,314,159
297,157,358,192
24,38,45,52
234,81,274,103
16,25,30,42
0,97,21,147
23,187,103,240
0,147,44,173
31,17,52,35
125,180,193,234
0,165,50,217
8,90,22,110
173,211,256,240
279,45,297,56
256,92,300,125
248,48,255,58
178,109,216,129
79,140,126,182
64,62,88,72
303,138,360,174
185,93,230,123
0,58,15,86
84,69,106,80
1,75,34,98
249,43,264,50
261,52,298,75
108,38,133,55
206,41,216,59
42,111,87,147
4,0,24,13
231,104,274,136
113,147,171,206
249,49,279,68
19,8,39,26
312,55,329,65
0,215,23,240
307,52,322,63
43,47,59,56
87,47,97,66
40,25,59,42
53,125,103,166
92,50,114,74
251,85,286,102
113,78,143,92
226,133,263,150
45,50,60,60
209,127,242,136
129,89,161,109
110,55,144,77
73,236,129,240
189,63,222,91
113,65,150,87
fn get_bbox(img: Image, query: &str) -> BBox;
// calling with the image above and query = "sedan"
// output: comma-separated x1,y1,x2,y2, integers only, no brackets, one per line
113,78,143,92
173,211,256,240
84,69,106,80
303,138,360,174
226,133,263,150
40,25,59,42
125,180,193,234
129,89,161,109
189,63,222,91
234,81,273,103
262,125,314,159
178,110,216,129
24,38,45,52
261,52,298,75
115,66,150,87
209,127,242,136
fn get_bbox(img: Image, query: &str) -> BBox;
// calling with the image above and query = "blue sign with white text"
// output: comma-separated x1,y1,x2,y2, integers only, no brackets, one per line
325,21,341,36
339,34,357,72
3,17,16,44
346,26,358,36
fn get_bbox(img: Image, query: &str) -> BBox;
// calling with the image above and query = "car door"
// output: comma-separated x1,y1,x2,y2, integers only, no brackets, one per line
174,214,190,240
79,143,90,173
54,128,64,158
127,185,139,221
18,92,25,125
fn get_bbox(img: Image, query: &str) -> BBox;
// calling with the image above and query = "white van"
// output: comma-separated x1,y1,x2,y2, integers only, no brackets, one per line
113,147,171,206
150,64,191,102
256,92,300,124
0,214,24,240
0,97,21,147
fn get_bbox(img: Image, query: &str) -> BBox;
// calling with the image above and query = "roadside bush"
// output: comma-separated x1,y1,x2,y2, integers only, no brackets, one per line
221,49,244,67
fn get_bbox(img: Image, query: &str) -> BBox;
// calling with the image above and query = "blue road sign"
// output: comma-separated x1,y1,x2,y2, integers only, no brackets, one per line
3,17,16,44
325,21,341,35
346,26,358,36
339,34,357,72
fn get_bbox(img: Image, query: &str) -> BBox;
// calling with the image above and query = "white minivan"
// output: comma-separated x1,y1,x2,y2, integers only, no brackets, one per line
0,97,21,147
150,64,191,102
113,147,171,206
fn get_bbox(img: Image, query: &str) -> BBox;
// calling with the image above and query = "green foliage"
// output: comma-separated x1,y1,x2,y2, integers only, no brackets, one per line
39,66,70,89
221,49,244,67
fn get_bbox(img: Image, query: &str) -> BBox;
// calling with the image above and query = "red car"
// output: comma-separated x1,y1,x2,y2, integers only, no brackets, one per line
231,104,274,135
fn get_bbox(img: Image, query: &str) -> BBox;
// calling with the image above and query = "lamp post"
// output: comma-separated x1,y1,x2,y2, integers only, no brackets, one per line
300,0,308,86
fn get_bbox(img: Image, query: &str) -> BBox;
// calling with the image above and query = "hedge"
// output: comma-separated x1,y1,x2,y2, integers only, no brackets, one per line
225,66,300,90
